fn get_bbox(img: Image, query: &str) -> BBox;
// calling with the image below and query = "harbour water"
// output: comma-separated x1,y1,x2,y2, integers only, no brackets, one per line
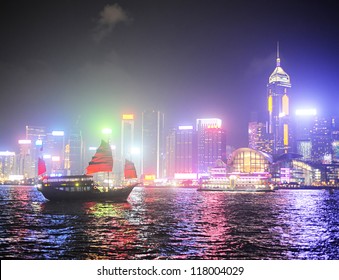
0,185,338,260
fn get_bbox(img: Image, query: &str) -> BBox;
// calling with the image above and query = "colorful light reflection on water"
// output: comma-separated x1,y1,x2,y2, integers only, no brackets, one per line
0,186,338,259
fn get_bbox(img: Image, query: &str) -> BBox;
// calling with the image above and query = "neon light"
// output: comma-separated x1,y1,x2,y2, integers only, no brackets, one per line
284,124,288,146
196,118,222,129
178,125,193,130
295,108,317,116
122,114,134,120
102,128,112,135
174,173,197,179
9,175,24,180
52,156,60,162
144,174,156,181
52,130,64,136
18,139,32,145
130,147,140,154
268,96,272,112
35,139,43,146
0,151,15,156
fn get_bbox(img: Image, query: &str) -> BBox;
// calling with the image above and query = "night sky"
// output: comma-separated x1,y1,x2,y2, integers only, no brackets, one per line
1,0,339,150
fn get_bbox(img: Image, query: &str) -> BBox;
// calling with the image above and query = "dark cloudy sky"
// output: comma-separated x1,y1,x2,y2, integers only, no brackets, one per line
1,0,339,150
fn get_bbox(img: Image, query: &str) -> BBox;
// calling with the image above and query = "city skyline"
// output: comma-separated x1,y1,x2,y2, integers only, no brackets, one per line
1,0,339,150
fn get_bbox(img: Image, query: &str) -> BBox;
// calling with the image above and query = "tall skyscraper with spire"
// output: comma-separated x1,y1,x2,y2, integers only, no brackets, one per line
267,43,291,156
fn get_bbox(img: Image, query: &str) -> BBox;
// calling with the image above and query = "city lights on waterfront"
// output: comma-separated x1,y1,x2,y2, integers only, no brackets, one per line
1,1,339,274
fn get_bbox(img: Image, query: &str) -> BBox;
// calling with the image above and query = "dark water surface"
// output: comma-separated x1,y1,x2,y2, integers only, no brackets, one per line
0,185,338,260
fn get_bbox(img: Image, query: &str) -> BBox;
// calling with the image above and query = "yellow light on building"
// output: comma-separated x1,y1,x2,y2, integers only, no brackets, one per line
284,124,289,146
268,96,272,112
282,94,289,115
144,174,155,181
122,114,134,120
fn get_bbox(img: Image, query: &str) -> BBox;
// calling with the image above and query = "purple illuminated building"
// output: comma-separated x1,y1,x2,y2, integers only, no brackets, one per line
196,118,226,174
165,125,197,178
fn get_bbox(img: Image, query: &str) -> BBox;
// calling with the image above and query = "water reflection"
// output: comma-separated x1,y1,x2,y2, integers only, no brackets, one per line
0,185,338,259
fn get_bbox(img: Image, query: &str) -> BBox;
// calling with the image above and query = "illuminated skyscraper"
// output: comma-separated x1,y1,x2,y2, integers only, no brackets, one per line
267,44,291,156
294,109,317,161
311,116,332,163
175,126,197,175
0,151,16,180
332,116,339,162
67,126,83,175
121,114,140,177
165,125,197,179
196,118,226,174
141,110,165,179
17,139,33,178
44,130,65,175
121,114,135,160
25,125,46,177
165,128,176,178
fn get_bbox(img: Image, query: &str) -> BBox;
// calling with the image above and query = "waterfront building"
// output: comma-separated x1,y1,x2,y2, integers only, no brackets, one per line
67,126,84,175
141,110,165,179
227,147,272,174
165,128,176,178
17,139,33,178
25,126,46,178
44,130,65,176
267,44,291,156
0,151,16,181
311,116,333,163
331,116,339,163
293,109,317,161
121,114,141,177
175,125,197,175
196,118,226,174
121,114,135,160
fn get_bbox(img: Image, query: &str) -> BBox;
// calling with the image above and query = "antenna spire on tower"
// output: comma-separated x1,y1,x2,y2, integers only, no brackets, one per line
276,41,281,67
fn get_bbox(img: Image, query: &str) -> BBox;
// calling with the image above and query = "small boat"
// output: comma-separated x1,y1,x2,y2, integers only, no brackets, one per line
37,140,139,202
198,172,275,192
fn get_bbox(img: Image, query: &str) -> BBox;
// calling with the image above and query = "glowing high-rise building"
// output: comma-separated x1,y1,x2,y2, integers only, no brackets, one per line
25,125,46,177
165,125,197,178
121,114,135,160
141,110,165,179
0,151,16,180
67,126,84,175
267,43,291,156
196,118,226,173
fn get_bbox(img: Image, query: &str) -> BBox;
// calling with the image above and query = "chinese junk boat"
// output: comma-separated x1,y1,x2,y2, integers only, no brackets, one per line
37,140,138,202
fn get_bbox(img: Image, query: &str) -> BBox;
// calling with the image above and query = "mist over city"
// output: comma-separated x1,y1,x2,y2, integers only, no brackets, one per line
1,0,339,150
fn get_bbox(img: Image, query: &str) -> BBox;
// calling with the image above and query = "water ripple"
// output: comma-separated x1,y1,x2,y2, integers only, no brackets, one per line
0,185,338,259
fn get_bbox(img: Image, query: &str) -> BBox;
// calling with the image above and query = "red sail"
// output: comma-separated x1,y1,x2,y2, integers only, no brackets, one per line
124,159,137,179
38,157,46,176
86,140,113,174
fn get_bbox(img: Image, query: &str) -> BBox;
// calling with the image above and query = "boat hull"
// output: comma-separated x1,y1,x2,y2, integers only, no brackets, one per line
37,175,138,202
38,184,137,202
